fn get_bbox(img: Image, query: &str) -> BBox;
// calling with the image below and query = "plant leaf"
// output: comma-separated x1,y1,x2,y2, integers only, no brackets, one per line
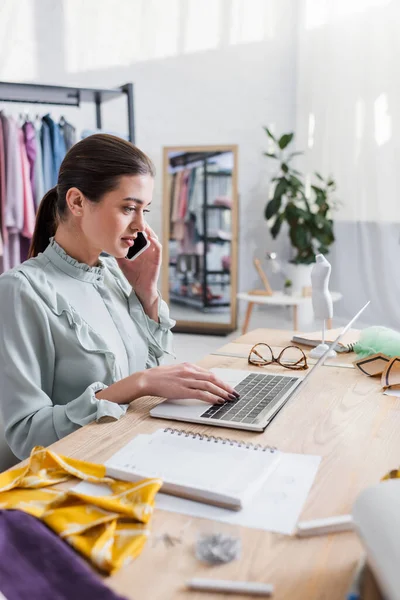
264,127,276,141
281,163,289,173
290,224,309,251
285,202,300,224
290,174,303,188
265,197,282,220
278,133,294,150
311,184,323,194
288,151,303,159
270,213,284,238
315,172,324,182
263,152,278,159
273,178,287,201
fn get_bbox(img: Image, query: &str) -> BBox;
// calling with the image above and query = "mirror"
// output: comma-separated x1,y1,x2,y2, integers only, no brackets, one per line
162,145,238,334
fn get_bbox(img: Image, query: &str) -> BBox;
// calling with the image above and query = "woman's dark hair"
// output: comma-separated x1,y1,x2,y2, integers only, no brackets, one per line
28,134,155,258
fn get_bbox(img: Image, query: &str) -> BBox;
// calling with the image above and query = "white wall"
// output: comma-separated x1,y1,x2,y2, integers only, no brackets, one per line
0,0,299,293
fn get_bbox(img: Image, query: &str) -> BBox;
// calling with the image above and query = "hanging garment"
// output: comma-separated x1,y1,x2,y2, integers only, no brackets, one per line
171,170,183,224
55,122,66,174
22,120,37,205
1,113,23,269
186,167,197,216
2,114,23,233
33,123,44,209
19,129,36,262
178,169,190,220
19,129,35,240
41,118,54,192
60,117,76,150
42,114,66,186
0,446,162,574
5,233,21,270
22,121,36,193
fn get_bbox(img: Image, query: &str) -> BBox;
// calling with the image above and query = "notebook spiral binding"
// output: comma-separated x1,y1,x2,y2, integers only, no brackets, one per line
163,428,277,453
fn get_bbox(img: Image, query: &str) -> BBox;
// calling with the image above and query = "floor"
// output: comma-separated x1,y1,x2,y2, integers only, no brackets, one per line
169,301,231,324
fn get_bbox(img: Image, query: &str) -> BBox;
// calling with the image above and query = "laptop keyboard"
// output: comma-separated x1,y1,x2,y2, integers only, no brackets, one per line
200,373,299,425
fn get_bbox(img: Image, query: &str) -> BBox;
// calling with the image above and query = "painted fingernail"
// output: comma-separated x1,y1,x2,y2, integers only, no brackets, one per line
228,393,237,401
233,391,240,398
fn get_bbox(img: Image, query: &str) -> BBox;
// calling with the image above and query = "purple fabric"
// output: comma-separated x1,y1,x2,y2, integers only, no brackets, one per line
0,510,128,600
5,232,20,270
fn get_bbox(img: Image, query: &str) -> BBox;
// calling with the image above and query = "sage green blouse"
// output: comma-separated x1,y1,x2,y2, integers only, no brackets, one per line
0,238,175,459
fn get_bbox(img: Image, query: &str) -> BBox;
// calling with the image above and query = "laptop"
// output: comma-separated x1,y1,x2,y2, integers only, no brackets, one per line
151,302,370,432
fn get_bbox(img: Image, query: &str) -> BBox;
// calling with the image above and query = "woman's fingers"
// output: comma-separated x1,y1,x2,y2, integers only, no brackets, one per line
144,225,160,245
187,364,239,397
187,379,237,403
192,390,227,405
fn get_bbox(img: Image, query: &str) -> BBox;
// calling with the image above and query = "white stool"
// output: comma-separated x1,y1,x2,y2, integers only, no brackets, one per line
237,291,342,333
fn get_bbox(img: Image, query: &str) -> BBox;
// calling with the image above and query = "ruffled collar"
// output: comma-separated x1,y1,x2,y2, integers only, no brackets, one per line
43,238,105,284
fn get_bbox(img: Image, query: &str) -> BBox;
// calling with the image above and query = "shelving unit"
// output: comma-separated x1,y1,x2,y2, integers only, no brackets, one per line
168,151,232,311
0,81,135,142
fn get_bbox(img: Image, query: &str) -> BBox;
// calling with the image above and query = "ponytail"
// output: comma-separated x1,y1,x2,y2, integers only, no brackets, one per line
28,187,58,258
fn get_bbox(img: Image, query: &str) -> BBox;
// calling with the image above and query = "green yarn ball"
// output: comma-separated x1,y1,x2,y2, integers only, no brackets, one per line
354,326,400,359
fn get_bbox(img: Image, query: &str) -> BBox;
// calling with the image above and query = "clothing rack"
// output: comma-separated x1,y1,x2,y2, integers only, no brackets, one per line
0,81,135,143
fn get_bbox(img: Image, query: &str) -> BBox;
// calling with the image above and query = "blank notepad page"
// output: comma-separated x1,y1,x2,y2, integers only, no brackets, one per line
105,429,280,501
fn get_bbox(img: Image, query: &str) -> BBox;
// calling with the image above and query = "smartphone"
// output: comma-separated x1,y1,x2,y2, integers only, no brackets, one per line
126,231,151,260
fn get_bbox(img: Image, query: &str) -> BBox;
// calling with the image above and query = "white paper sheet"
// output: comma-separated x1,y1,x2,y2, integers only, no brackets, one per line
73,452,320,535
155,452,321,535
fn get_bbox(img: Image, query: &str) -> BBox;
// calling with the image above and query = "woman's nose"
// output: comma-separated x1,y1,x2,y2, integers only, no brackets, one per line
131,212,146,232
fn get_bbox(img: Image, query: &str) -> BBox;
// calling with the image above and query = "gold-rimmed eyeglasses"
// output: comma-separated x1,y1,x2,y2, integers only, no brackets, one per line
248,343,309,371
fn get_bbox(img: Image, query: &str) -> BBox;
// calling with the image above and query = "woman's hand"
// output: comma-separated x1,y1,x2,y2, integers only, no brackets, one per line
116,226,161,319
140,363,240,405
117,225,161,296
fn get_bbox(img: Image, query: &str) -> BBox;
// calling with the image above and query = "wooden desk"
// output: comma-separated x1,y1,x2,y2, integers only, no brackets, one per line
44,328,395,599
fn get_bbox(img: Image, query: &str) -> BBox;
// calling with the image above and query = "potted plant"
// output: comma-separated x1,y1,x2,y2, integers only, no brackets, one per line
263,129,338,291
283,278,293,296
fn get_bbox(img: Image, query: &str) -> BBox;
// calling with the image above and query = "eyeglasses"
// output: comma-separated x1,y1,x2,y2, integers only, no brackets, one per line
248,343,309,371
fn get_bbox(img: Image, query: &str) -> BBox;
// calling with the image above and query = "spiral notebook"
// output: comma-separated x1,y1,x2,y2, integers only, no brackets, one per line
102,428,280,511
292,328,360,353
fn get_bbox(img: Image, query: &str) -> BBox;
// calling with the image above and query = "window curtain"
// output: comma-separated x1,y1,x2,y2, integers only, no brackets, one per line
295,0,400,328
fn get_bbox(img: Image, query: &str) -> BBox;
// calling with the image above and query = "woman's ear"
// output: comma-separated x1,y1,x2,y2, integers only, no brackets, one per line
66,188,85,217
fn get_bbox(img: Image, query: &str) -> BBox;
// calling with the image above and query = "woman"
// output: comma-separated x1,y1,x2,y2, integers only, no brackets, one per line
0,134,238,460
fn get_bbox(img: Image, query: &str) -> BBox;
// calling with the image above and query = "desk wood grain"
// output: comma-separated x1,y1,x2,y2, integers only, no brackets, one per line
45,329,391,600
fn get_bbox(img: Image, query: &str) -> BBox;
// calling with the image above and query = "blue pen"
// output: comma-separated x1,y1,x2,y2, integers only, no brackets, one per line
347,556,366,600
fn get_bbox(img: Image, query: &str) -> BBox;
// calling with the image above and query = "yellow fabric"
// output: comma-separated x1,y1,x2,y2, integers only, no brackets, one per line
383,468,400,481
0,446,162,574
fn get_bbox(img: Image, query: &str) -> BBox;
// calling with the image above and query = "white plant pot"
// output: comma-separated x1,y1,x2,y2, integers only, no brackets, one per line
285,263,313,294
